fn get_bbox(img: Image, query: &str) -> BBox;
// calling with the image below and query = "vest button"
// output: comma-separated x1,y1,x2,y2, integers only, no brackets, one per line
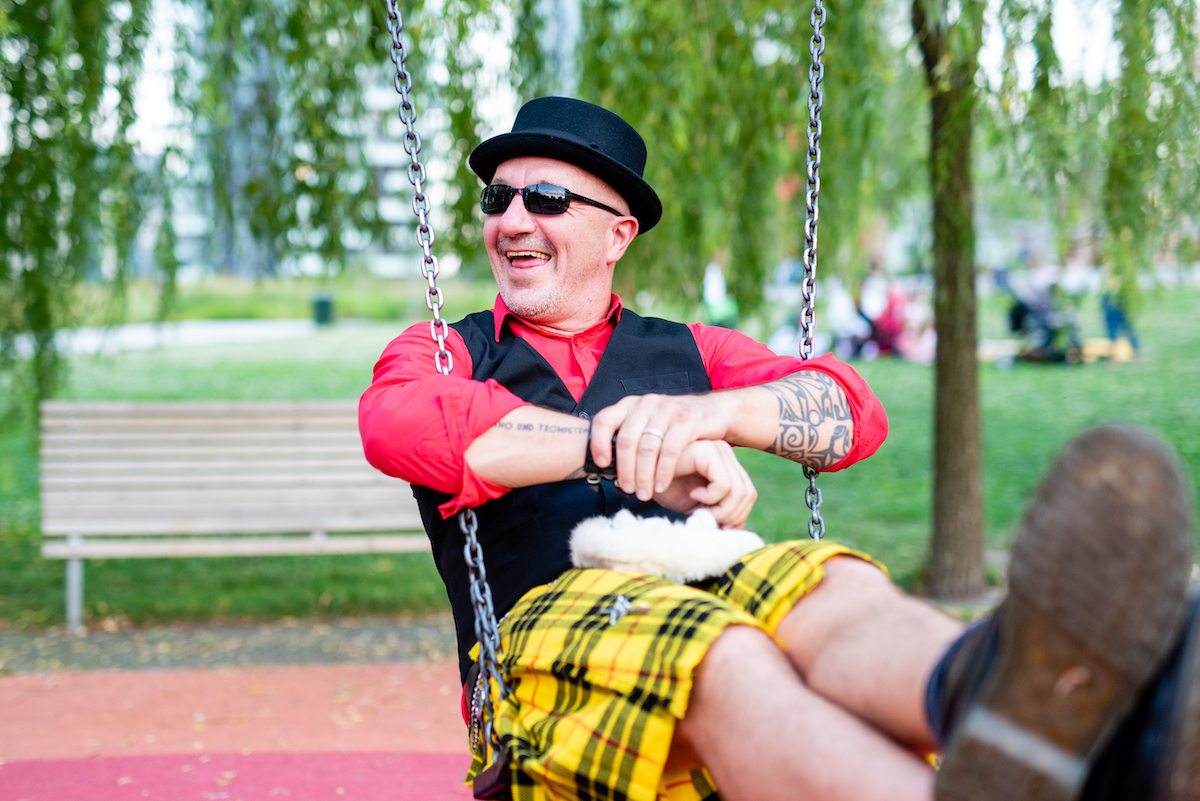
578,411,590,419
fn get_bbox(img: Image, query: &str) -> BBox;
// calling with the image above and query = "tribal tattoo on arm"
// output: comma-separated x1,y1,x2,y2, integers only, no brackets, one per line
763,372,853,469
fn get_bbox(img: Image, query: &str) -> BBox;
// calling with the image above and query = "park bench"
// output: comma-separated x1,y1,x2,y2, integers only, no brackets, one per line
39,400,427,631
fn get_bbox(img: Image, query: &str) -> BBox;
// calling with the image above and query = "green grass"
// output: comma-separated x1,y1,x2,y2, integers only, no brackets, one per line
745,287,1200,589
2,285,1197,627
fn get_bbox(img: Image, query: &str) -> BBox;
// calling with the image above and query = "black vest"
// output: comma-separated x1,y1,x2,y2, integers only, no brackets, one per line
411,308,713,678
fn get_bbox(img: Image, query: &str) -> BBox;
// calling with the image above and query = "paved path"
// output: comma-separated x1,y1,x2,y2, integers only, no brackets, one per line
0,616,473,800
0,616,458,673
15,319,321,358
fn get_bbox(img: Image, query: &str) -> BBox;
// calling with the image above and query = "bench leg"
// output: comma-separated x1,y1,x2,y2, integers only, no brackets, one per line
66,558,84,632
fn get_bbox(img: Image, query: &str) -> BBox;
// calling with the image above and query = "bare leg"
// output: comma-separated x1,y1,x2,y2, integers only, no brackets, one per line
671,625,935,801
776,555,964,752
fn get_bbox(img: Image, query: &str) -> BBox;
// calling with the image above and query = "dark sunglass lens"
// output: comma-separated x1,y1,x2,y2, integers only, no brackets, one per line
524,185,571,215
480,185,516,214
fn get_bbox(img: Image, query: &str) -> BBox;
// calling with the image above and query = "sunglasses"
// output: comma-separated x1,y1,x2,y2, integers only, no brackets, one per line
480,184,624,217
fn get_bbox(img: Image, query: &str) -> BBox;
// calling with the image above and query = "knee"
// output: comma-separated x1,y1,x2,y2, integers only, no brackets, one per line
821,555,896,596
776,556,899,657
697,624,781,685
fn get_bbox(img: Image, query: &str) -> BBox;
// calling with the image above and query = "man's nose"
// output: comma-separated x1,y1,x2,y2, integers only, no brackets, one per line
497,191,537,235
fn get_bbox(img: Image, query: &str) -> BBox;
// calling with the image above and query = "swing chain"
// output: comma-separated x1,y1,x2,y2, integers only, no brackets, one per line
801,0,827,541
384,0,511,763
803,466,826,540
385,0,453,376
800,0,825,362
462,508,511,760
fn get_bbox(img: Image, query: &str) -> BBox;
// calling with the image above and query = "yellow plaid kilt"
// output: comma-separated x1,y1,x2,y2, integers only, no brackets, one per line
467,539,876,801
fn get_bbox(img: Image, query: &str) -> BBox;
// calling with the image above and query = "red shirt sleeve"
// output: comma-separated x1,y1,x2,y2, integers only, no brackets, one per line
689,323,888,471
358,322,528,518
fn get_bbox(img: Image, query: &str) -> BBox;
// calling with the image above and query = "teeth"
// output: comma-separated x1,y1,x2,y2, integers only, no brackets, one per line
507,250,550,259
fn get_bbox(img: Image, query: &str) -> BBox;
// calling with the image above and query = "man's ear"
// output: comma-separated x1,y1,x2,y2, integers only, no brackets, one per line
606,216,640,265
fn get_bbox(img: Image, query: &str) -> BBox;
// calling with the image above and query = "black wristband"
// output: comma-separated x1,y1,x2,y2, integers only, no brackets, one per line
582,420,619,484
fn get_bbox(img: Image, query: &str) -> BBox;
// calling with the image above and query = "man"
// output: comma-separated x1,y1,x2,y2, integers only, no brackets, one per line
360,97,1199,801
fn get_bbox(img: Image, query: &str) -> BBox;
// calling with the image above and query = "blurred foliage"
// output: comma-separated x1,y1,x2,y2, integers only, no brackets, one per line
435,0,923,314
1102,0,1199,314
3,0,1198,422
174,0,388,279
981,0,1199,315
0,0,151,418
0,0,391,417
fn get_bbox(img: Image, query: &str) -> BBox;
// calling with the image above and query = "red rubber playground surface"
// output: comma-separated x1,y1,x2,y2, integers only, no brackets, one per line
0,661,473,801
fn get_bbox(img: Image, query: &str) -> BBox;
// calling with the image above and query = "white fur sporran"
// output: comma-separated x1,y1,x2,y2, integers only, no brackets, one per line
569,508,766,584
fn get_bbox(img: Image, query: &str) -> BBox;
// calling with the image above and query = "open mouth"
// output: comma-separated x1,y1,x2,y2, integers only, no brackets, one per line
505,249,552,269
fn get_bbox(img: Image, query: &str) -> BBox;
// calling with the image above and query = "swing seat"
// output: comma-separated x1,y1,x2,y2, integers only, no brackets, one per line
473,755,513,800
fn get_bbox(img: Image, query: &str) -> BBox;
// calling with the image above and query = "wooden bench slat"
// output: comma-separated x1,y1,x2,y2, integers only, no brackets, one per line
43,431,357,444
44,486,415,506
41,457,375,474
44,496,420,515
42,534,428,559
41,400,357,415
42,423,359,436
43,445,366,461
42,510,424,536
41,472,401,489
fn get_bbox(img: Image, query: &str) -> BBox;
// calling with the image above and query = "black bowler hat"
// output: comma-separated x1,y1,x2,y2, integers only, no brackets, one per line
469,96,663,234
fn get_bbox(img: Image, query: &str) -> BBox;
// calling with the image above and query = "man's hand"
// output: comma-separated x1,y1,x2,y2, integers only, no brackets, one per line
653,439,757,529
590,393,730,502
589,372,854,501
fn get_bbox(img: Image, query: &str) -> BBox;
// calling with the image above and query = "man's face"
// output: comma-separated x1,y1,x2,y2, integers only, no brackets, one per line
483,157,635,331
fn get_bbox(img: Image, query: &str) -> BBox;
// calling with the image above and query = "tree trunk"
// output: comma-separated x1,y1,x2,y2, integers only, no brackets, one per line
913,0,987,599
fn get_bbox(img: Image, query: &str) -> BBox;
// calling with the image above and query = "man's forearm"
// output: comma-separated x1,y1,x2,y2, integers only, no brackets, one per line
464,405,591,488
719,370,855,469
467,368,855,491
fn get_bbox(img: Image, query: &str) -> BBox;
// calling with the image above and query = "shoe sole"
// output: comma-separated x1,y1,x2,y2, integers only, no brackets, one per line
937,426,1194,801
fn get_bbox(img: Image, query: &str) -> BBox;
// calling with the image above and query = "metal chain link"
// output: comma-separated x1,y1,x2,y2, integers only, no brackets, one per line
385,0,453,376
801,0,827,541
799,0,824,361
461,508,510,753
384,0,510,764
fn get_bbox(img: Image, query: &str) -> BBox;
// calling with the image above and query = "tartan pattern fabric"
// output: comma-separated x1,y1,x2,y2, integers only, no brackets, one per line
467,539,873,801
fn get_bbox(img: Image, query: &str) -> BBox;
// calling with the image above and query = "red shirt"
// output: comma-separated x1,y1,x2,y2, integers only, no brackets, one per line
359,294,888,517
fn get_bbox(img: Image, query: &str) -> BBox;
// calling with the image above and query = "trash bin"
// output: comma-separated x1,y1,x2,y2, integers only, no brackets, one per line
313,293,334,326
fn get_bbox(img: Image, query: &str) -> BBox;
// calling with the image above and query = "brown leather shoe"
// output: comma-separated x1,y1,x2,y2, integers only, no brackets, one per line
1165,593,1200,800
936,426,1195,801
1080,586,1200,801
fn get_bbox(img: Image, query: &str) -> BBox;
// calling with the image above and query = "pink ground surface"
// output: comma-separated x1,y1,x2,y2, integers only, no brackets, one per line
0,661,474,801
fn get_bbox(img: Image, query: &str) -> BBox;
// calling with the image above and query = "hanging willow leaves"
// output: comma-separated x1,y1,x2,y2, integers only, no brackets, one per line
437,0,499,274
0,0,150,416
428,0,911,310
988,0,1197,305
176,0,386,278
572,0,907,314
1103,0,1198,314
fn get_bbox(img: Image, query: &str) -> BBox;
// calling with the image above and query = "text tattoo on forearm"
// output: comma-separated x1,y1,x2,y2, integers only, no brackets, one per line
491,420,589,436
765,373,853,468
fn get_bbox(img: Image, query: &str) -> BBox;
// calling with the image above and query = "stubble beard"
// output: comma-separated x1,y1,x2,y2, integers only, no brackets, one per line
494,236,564,322
498,280,564,322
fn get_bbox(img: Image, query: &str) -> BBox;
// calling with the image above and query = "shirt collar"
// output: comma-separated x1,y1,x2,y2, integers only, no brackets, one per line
492,293,624,342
